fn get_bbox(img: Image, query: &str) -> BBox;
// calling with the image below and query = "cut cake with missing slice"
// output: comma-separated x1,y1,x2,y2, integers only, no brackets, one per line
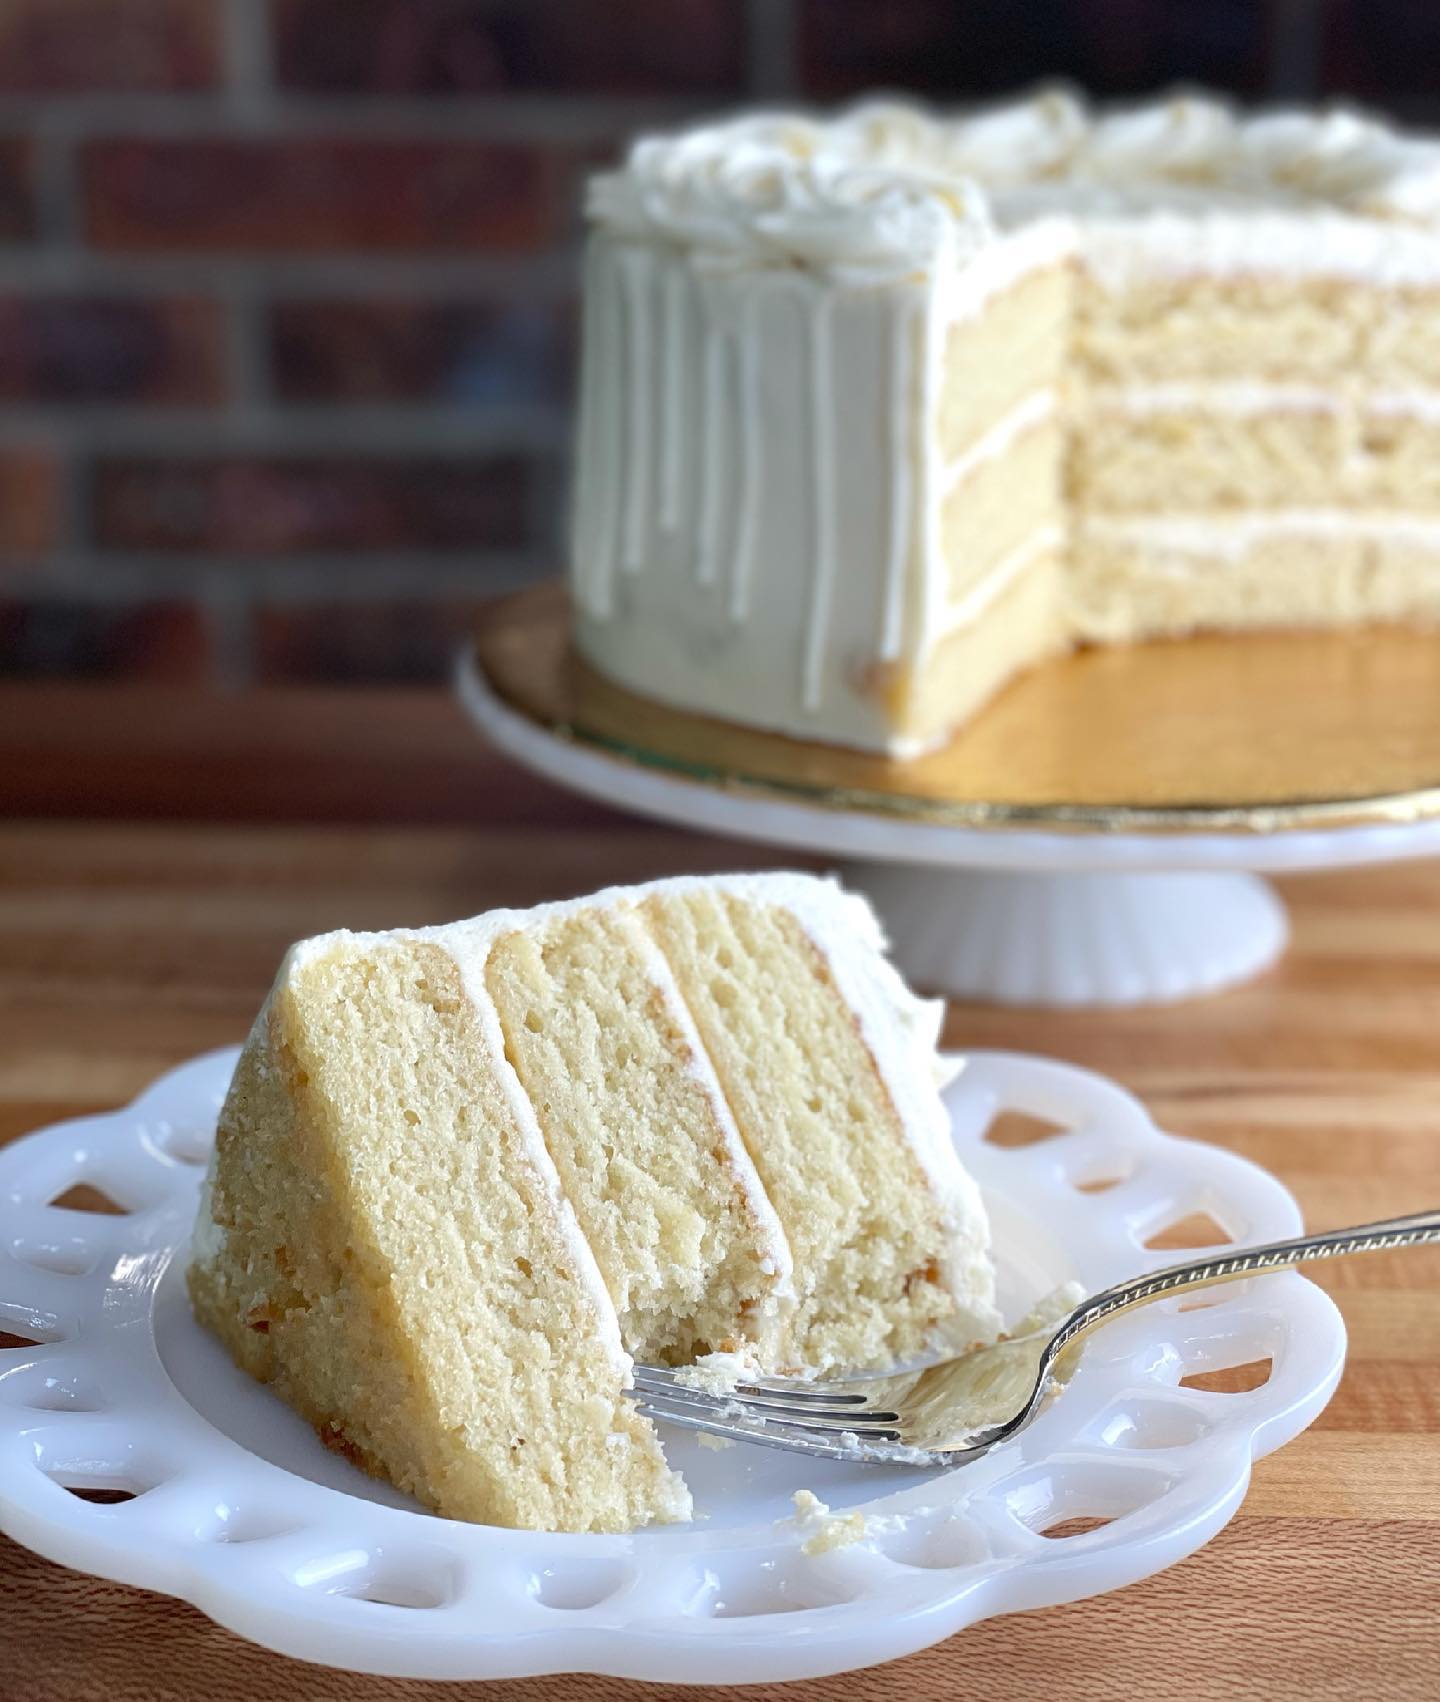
571,92,1440,755
188,872,1000,1532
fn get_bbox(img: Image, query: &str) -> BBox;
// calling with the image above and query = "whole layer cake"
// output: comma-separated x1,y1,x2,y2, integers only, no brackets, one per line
569,90,1440,755
189,873,1000,1532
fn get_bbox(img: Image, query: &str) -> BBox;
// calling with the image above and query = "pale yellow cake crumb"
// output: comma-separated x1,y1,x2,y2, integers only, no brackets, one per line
790,1490,869,1555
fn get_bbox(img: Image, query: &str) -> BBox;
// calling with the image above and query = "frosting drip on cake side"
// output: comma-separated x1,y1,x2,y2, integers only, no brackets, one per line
571,237,946,744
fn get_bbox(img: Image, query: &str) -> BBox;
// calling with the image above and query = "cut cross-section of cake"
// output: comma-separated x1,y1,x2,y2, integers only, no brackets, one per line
569,91,1440,755
188,872,1000,1533
187,933,687,1534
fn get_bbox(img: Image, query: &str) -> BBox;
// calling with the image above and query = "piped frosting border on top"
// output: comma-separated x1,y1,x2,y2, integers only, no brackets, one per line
588,89,1440,286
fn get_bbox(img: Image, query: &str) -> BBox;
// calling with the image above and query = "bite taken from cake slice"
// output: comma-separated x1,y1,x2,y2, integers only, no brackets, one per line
188,872,1001,1532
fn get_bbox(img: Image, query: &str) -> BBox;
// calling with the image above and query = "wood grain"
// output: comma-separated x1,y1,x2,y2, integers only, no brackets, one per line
1,685,1437,1701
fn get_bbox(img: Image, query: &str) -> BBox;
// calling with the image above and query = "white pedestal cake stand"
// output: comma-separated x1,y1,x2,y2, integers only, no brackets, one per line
458,654,1439,1005
457,589,1440,1008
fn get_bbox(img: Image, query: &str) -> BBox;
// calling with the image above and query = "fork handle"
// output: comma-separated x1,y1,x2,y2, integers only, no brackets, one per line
1050,1207,1440,1359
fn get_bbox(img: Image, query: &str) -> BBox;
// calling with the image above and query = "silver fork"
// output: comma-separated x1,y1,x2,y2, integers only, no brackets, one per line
626,1208,1440,1466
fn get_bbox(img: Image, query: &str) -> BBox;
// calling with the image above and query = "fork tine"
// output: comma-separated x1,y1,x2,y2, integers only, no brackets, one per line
629,1384,904,1440
629,1399,872,1461
737,1377,878,1405
631,1363,873,1407
631,1370,902,1427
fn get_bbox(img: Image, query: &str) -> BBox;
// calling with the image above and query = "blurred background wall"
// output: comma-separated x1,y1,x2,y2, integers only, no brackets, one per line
0,0,1434,691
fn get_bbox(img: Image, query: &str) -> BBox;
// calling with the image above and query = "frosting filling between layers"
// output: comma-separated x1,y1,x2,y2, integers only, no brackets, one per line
944,389,1058,489
1089,384,1440,420
1082,510,1440,554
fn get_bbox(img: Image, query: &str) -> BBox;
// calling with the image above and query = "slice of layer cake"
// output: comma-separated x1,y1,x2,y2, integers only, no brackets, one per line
188,934,689,1534
189,872,1000,1532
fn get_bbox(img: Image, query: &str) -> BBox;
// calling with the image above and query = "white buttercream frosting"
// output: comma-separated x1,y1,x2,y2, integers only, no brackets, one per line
588,91,1440,283
590,112,996,286
1083,510,1440,558
945,388,1056,489
1091,383,1440,421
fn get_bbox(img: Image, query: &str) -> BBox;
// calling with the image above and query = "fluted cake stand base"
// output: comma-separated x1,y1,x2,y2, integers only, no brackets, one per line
840,867,1287,1007
458,585,1440,1007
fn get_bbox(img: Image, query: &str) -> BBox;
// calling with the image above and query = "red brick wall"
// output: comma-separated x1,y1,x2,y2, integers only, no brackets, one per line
0,0,1426,686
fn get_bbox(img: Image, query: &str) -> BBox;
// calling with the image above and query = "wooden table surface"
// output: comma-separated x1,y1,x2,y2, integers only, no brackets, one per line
1,684,1437,1702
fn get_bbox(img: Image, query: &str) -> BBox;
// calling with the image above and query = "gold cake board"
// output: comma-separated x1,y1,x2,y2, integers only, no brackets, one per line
471,583,1440,836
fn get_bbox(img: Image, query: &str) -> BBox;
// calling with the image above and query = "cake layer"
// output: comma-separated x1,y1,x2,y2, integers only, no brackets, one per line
641,880,999,1370
942,416,1064,599
1075,273,1440,388
189,937,688,1534
1073,391,1440,512
890,544,1067,752
1071,514,1440,641
939,264,1072,455
483,903,792,1366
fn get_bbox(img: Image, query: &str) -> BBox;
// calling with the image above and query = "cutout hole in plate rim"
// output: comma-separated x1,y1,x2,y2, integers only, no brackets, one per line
1174,1291,1234,1313
197,1502,302,1545
342,1571,456,1611
702,1560,861,1620
1180,1356,1275,1396
0,1304,65,1350
294,1548,463,1611
50,1464,165,1504
1070,1160,1137,1195
1144,1209,1236,1252
0,1330,47,1352
529,1558,632,1611
876,1515,992,1572
48,1183,132,1217
1093,1398,1214,1451
1001,1459,1178,1542
984,1110,1069,1151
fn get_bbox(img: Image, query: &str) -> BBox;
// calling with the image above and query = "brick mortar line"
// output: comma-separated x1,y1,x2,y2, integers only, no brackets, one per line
220,0,276,112
36,551,550,601
220,284,271,409
0,250,581,296
1264,0,1325,103
198,574,257,689
27,125,79,248
746,0,799,99
0,407,572,452
49,432,87,559
0,93,719,139
526,445,572,563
